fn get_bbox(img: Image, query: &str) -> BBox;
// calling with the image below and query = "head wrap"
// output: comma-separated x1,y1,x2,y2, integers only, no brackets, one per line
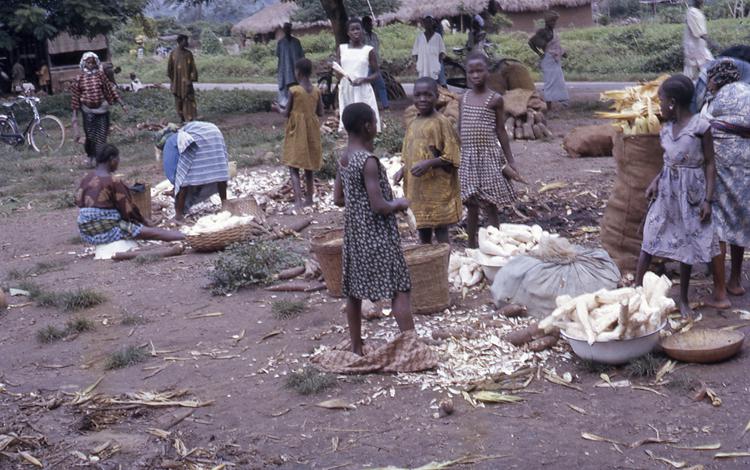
544,10,560,23
473,14,484,28
707,60,741,91
155,123,180,150
79,52,101,75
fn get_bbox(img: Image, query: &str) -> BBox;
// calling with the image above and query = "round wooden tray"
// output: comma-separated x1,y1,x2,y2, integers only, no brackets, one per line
661,328,745,364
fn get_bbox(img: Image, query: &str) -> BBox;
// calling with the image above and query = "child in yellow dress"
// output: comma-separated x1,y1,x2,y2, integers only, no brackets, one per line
394,77,461,244
273,58,324,209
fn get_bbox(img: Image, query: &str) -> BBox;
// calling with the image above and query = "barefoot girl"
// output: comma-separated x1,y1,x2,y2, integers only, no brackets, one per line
459,52,524,248
333,103,415,355
394,77,461,244
636,74,727,316
273,58,324,209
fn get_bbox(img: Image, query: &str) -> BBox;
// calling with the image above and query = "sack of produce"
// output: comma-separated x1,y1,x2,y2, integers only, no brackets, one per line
487,60,535,93
563,124,619,158
502,89,535,117
600,133,664,273
490,236,621,318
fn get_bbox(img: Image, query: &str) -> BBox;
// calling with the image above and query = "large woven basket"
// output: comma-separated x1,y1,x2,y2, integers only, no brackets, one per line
403,243,451,315
310,228,344,297
187,223,253,252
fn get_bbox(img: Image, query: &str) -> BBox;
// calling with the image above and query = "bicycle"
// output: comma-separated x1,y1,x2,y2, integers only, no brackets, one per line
0,95,65,153
444,42,525,90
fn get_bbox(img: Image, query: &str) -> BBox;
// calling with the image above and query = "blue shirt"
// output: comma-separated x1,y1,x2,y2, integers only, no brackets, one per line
162,133,179,184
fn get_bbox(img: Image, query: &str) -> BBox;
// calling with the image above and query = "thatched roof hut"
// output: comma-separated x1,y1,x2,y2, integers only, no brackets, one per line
231,2,327,38
382,0,593,31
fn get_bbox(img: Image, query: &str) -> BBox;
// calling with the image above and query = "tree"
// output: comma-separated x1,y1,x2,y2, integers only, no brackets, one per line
0,0,150,50
293,0,401,39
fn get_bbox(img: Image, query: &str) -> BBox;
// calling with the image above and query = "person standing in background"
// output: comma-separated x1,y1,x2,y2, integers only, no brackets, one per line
529,11,569,109
683,0,715,80
167,34,198,122
362,16,389,110
11,61,25,93
36,65,50,94
276,23,305,109
441,18,452,35
411,16,446,82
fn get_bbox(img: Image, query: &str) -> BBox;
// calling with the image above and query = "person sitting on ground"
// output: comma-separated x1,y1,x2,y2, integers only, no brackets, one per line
394,77,461,245
75,144,185,245
272,58,324,209
129,72,145,92
156,121,230,221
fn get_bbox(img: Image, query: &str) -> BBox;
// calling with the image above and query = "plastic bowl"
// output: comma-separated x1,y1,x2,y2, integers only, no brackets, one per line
561,323,666,365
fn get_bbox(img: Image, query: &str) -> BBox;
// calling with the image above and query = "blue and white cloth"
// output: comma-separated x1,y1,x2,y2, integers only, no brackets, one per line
77,207,143,245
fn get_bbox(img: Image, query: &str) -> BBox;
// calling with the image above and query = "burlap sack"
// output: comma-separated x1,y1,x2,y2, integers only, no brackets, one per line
600,134,664,273
488,60,535,93
563,124,619,158
503,89,534,117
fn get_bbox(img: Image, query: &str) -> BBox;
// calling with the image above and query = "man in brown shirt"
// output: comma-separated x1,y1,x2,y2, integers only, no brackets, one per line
167,34,198,122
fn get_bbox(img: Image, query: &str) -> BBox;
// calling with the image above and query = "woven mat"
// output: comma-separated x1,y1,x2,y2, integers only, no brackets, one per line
311,331,438,374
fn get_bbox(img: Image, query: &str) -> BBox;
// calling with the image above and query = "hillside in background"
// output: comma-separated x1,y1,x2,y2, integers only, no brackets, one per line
145,0,278,22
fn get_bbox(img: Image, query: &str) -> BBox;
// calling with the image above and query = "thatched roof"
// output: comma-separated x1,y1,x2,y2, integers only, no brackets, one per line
382,0,591,23
232,2,328,35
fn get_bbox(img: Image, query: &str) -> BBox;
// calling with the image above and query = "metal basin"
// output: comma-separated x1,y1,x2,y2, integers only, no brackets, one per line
562,323,666,365
661,328,744,364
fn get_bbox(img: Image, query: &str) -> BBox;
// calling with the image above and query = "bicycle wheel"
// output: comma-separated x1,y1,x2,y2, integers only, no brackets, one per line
443,60,467,89
30,115,65,153
0,116,19,145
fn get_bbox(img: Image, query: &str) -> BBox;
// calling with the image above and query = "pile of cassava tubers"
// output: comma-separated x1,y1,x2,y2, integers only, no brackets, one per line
539,272,676,345
502,90,552,141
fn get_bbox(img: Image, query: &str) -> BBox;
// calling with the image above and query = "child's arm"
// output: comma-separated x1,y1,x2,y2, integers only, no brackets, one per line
334,161,345,207
272,92,293,118
364,156,409,215
493,95,526,184
701,130,717,222
411,145,452,177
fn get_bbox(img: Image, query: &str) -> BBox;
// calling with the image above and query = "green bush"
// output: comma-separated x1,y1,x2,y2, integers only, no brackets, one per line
375,115,405,157
209,241,303,295
201,29,226,55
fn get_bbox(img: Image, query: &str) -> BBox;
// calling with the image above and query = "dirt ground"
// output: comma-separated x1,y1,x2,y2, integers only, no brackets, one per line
2,99,750,470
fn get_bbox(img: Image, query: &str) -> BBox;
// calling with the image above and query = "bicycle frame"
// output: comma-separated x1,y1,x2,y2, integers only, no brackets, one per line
0,96,42,146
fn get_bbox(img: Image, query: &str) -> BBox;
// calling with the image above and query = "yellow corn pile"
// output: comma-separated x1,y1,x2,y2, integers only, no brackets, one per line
596,74,669,135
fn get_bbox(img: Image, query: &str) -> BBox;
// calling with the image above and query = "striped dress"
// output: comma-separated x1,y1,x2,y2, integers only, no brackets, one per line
458,91,516,207
174,121,230,194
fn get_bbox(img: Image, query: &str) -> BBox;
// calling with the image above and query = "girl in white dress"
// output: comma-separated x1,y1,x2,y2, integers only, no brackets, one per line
335,18,381,132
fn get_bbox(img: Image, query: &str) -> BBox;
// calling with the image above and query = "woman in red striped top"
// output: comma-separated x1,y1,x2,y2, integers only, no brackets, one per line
70,52,127,165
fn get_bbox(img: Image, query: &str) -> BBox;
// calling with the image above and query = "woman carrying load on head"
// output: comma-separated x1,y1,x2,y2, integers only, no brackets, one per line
71,52,128,166
704,60,750,301
76,144,184,245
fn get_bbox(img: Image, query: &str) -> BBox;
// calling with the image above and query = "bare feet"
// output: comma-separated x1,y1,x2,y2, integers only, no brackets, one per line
351,340,364,356
702,293,732,310
679,300,695,318
727,282,746,296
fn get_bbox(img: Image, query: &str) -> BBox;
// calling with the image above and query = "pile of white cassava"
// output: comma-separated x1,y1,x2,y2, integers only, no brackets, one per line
502,89,552,141
448,224,551,290
539,272,676,344
181,211,255,235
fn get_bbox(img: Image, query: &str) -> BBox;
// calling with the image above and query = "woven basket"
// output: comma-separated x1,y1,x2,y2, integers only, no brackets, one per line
187,223,253,252
404,243,451,315
225,196,265,222
310,228,344,297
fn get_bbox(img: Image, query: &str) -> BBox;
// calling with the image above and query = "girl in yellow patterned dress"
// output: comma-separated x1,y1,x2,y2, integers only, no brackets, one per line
394,77,461,244
273,58,324,209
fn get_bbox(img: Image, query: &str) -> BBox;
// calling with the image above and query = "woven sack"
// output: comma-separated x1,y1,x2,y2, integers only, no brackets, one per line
563,124,619,158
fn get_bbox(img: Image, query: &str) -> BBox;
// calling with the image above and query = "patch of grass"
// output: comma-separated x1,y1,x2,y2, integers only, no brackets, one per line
272,300,306,320
665,371,699,393
133,254,162,265
121,314,148,326
36,325,66,344
284,368,336,395
105,345,148,370
50,191,77,210
625,353,664,379
65,317,95,333
15,282,106,312
209,241,303,295
7,260,66,280
316,135,338,180
577,359,613,375
375,115,405,157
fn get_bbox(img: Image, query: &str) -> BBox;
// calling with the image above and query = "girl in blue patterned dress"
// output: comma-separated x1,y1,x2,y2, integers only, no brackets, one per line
636,75,726,317
333,103,415,355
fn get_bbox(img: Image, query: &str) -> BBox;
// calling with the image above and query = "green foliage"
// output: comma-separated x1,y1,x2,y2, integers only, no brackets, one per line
105,345,147,369
209,241,303,295
36,325,66,343
285,368,336,395
0,0,149,50
18,281,106,312
293,0,400,23
625,353,664,378
65,317,96,333
606,0,642,19
316,134,338,180
272,300,306,320
375,115,404,156
36,317,94,343
200,29,227,55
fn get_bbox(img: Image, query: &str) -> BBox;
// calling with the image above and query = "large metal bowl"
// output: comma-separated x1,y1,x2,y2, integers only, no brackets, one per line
562,323,666,365
661,328,744,363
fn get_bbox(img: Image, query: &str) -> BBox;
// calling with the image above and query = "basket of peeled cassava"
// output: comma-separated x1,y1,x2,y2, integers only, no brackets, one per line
538,272,676,364
184,211,268,252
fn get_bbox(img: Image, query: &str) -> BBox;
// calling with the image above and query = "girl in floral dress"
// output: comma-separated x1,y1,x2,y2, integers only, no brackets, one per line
636,74,726,317
333,103,414,356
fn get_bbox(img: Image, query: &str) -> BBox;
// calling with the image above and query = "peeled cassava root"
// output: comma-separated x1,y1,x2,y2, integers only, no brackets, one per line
505,109,552,141
448,252,483,290
183,211,255,236
539,271,676,345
